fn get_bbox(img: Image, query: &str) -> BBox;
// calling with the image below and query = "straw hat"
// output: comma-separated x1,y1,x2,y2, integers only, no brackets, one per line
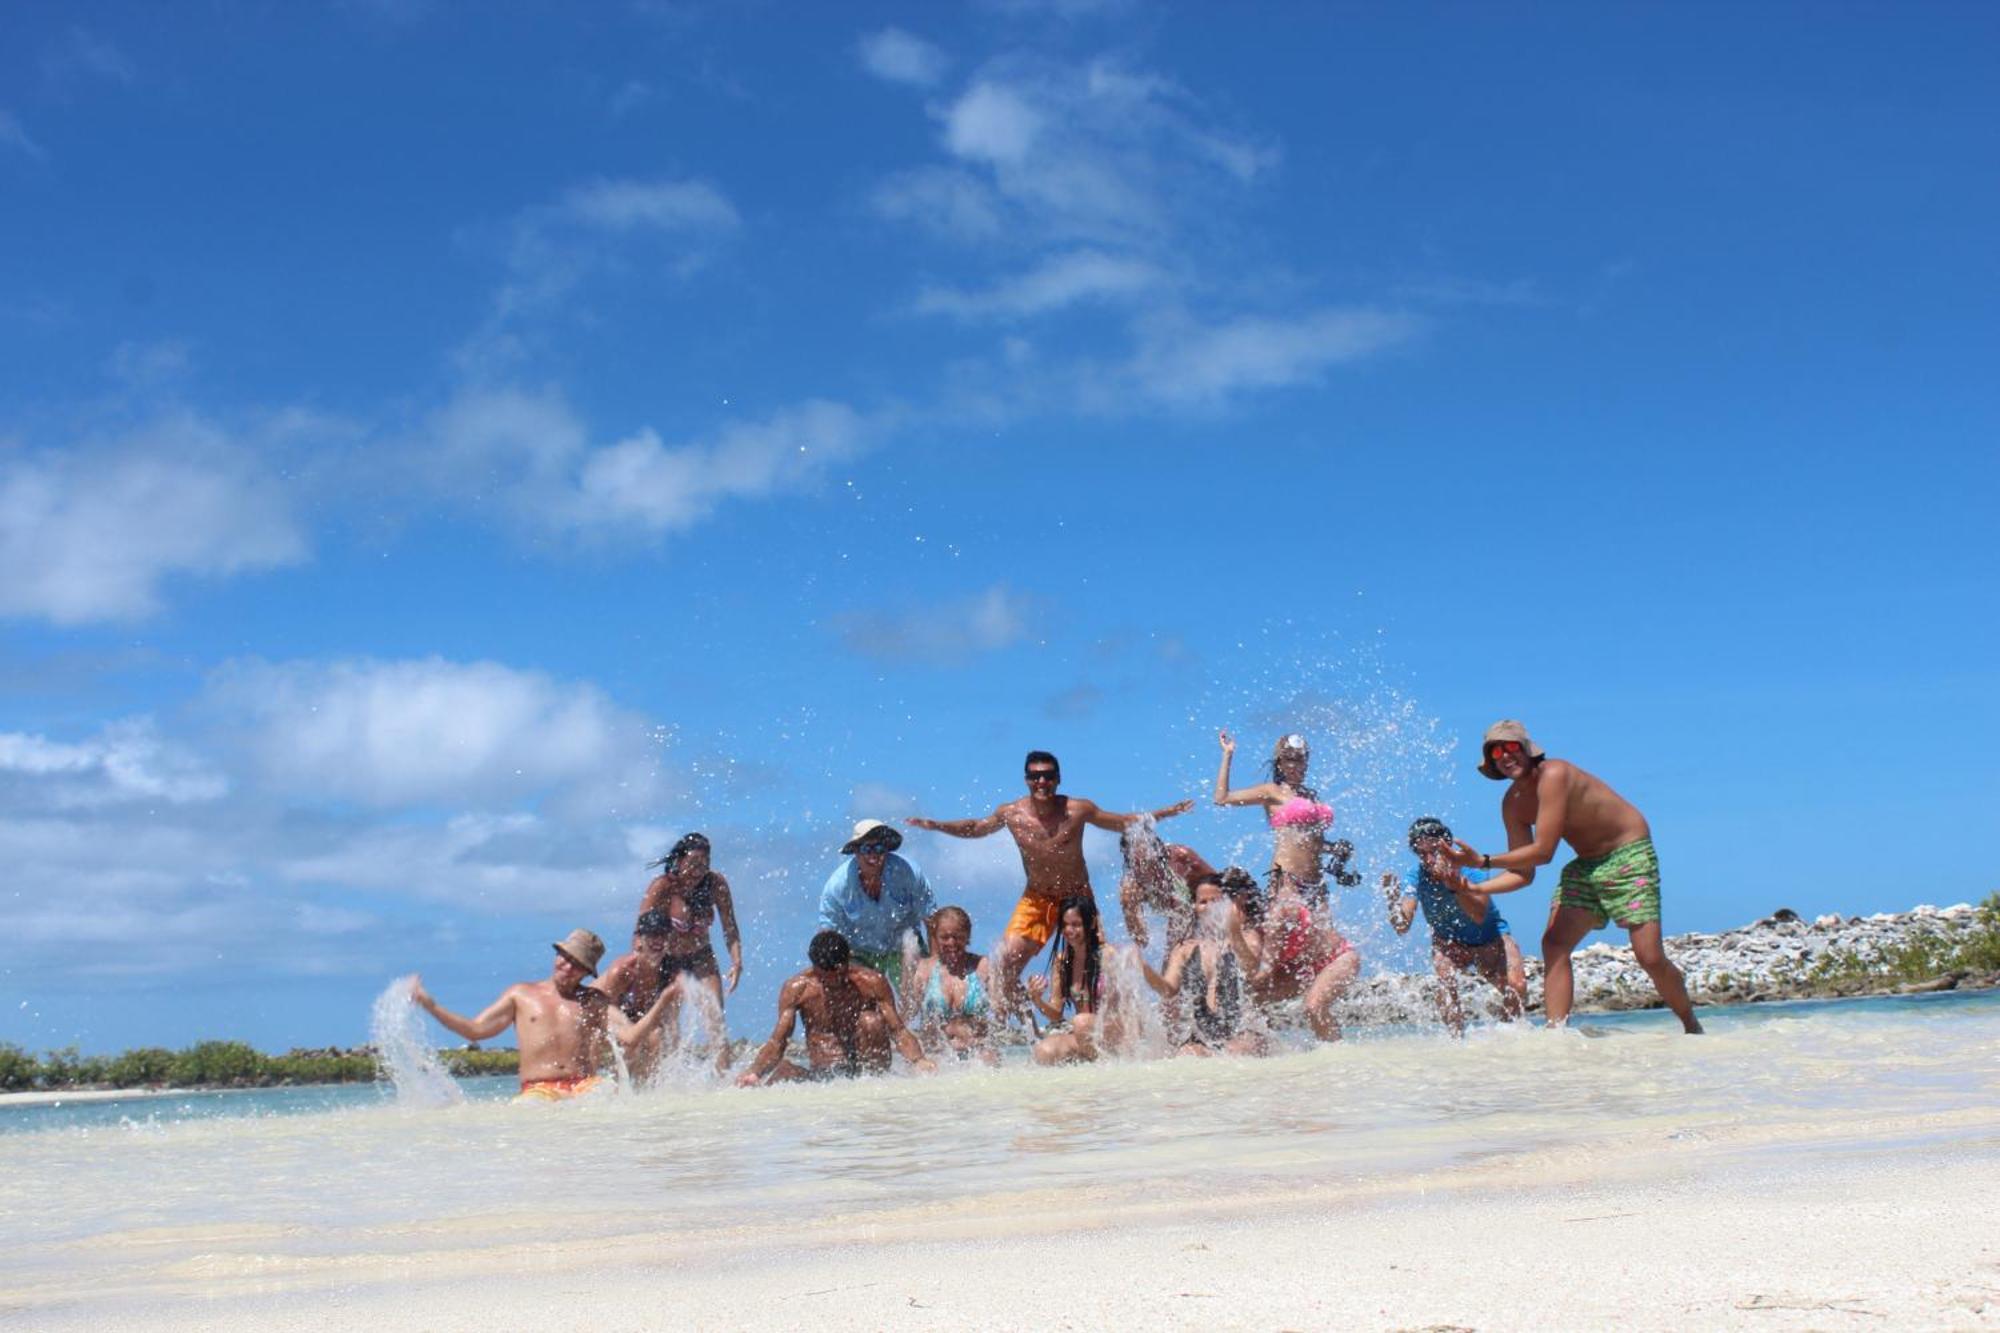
552,928,605,977
841,818,904,855
1477,720,1546,780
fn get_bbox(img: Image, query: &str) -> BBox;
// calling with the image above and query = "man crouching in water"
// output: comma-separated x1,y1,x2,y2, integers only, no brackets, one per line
412,929,683,1099
736,931,937,1085
1447,721,1702,1034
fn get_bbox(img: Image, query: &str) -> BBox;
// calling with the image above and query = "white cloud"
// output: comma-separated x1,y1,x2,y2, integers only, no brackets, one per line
0,414,309,625
1119,307,1421,407
915,249,1163,321
557,178,739,232
945,82,1044,165
858,27,949,87
0,719,227,808
426,387,875,541
0,110,47,159
202,656,662,811
835,583,1037,665
871,167,1005,243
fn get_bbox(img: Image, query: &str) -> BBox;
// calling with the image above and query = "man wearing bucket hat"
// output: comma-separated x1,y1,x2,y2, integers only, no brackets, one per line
1446,721,1703,1034
817,819,936,992
410,928,682,1098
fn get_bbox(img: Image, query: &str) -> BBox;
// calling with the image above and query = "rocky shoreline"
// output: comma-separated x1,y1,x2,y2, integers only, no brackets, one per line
1343,901,2000,1024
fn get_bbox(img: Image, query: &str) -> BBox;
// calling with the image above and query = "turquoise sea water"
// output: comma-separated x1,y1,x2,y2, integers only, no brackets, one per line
1,988,1995,1327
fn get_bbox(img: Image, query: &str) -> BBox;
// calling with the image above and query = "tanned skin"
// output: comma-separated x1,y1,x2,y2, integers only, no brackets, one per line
907,760,1192,1013
736,963,936,1085
1447,744,1701,1033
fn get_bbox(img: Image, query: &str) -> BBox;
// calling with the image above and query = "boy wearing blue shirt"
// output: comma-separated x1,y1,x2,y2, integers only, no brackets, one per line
1385,817,1527,1034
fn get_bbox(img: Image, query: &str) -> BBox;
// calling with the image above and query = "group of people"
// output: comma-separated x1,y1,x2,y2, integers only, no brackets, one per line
410,719,1703,1099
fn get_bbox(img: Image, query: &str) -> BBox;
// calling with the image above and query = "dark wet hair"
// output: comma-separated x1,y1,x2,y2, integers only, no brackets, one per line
1269,754,1318,804
634,909,671,938
1024,750,1060,776
1216,866,1264,924
808,930,851,970
651,831,711,873
1408,816,1453,851
1323,838,1362,888
1048,895,1100,1012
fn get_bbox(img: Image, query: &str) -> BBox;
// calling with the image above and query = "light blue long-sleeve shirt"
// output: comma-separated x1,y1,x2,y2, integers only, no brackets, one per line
817,853,936,955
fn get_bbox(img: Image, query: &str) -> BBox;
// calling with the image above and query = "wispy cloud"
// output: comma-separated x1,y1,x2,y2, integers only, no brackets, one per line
41,26,136,88
915,249,1163,321
0,412,313,625
1115,306,1421,408
857,27,949,88
834,583,1037,665
0,110,47,160
423,387,877,542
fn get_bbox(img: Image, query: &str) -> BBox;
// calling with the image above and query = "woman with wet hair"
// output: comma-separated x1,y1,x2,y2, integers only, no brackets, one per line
1213,730,1362,909
1139,873,1270,1058
904,906,999,1065
1027,896,1121,1065
635,832,743,1069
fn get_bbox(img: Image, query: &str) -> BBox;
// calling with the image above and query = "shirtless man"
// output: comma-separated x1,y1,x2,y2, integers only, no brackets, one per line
735,931,937,1085
411,929,682,1099
906,750,1193,1012
1447,720,1702,1034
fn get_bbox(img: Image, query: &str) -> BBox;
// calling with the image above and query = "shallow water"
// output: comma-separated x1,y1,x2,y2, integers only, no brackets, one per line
2,991,1996,1316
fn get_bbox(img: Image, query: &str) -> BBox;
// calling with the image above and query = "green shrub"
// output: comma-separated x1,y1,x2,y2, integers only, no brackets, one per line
103,1047,176,1087
439,1047,519,1078
0,1043,39,1092
39,1046,110,1088
169,1041,267,1087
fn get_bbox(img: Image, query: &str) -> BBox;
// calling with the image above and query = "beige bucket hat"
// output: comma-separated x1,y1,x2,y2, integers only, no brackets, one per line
552,928,606,977
1477,720,1545,780
841,818,904,855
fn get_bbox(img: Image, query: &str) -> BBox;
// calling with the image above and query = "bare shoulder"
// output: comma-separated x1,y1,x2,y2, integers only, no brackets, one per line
779,972,813,1004
855,968,895,1001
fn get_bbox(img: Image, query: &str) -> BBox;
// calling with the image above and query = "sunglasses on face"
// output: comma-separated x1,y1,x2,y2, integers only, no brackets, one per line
856,845,890,858
1026,770,1059,785
1487,740,1526,759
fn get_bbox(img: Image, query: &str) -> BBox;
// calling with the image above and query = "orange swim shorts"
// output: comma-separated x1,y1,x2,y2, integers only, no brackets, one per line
1005,891,1089,946
515,1075,602,1102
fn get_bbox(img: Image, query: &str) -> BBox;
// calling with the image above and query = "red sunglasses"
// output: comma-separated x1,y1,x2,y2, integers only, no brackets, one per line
1487,740,1526,759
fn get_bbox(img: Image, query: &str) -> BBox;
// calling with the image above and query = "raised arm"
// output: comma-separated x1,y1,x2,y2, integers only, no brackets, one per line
906,809,1006,839
410,977,518,1044
613,977,685,1053
1142,943,1191,997
1382,873,1417,933
1214,729,1283,807
736,982,803,1087
1083,797,1196,832
1024,972,1065,1022
711,873,743,993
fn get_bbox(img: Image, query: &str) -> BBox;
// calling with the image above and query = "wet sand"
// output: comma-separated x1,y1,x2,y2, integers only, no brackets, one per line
18,1108,1999,1331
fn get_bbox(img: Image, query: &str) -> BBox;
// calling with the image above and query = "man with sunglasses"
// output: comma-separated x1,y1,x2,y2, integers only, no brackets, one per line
817,818,936,993
1447,720,1702,1034
906,750,1194,1015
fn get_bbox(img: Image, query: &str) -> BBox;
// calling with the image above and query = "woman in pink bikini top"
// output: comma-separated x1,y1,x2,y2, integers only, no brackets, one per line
1211,730,1356,901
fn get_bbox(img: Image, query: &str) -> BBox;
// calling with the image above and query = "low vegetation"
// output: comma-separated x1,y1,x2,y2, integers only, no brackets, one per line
1804,893,2000,989
0,1041,519,1092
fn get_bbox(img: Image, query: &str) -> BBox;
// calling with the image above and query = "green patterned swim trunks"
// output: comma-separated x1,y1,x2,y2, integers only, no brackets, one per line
1555,837,1662,929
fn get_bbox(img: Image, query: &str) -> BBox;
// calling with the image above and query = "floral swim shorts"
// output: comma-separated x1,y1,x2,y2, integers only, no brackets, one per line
1555,837,1662,929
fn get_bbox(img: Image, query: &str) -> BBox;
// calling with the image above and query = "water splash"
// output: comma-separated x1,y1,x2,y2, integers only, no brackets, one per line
369,976,466,1108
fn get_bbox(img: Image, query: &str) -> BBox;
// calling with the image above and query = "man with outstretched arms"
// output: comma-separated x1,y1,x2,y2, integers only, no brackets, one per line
1447,721,1702,1034
411,929,682,1099
906,750,1193,1012
735,931,936,1084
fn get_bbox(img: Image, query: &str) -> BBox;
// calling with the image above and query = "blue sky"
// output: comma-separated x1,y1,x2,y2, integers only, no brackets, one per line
2,2,1995,1054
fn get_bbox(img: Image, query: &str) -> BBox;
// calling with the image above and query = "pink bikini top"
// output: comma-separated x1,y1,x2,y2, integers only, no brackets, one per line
1269,798,1334,830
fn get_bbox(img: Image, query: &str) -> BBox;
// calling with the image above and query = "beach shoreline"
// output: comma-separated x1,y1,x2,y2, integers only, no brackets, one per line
14,1105,1998,1330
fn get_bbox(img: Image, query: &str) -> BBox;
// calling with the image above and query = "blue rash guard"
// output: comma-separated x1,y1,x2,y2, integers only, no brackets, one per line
1411,862,1509,948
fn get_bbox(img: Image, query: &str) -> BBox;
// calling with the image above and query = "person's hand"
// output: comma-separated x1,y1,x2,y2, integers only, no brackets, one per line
914,1057,938,1075
1162,799,1195,818
1218,729,1236,756
734,1069,762,1088
726,959,743,993
904,816,935,831
409,977,432,1010
1447,840,1482,868
1026,974,1048,999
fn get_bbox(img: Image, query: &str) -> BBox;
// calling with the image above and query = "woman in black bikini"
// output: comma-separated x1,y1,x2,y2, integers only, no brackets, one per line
636,832,743,1067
